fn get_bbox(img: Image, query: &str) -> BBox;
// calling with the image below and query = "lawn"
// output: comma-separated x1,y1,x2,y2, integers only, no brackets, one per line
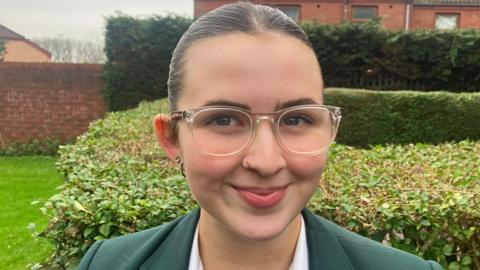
0,156,62,269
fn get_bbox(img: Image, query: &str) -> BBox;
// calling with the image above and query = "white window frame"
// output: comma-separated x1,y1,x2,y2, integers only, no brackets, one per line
435,13,459,30
271,5,301,22
351,6,378,21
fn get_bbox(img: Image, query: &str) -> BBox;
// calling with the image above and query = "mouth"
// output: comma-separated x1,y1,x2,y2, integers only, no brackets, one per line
233,185,288,209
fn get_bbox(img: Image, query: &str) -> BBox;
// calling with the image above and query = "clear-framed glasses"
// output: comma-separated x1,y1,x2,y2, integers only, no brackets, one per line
171,105,342,157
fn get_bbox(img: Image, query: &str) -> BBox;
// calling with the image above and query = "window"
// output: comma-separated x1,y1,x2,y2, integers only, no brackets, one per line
435,14,459,30
352,6,378,21
274,6,300,22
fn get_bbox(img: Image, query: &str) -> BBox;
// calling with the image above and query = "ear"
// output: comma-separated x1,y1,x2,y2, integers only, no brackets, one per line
153,114,179,161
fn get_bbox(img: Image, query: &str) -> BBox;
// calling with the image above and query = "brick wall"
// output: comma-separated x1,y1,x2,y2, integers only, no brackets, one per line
194,0,231,15
0,62,106,146
299,2,345,24
194,0,406,30
194,0,480,30
411,6,480,29
3,40,51,62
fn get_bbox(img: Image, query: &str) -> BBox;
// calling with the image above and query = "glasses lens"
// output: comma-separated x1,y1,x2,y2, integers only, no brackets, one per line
191,108,252,155
277,107,334,154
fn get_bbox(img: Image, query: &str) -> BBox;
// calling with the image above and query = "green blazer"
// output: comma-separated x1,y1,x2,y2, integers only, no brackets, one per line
78,208,443,270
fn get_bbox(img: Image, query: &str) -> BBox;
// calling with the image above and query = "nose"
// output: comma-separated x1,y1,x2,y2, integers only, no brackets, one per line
242,118,286,178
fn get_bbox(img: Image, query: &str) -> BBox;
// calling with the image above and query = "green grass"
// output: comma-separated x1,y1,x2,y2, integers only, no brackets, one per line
0,156,62,270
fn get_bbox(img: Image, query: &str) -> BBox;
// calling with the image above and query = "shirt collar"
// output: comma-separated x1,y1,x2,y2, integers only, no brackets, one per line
289,215,309,270
188,222,204,270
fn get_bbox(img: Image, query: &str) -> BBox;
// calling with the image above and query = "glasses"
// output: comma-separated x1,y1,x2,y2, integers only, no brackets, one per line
171,105,342,157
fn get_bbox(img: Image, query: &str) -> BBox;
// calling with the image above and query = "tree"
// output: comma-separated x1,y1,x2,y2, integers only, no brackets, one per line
33,36,106,63
0,38,5,61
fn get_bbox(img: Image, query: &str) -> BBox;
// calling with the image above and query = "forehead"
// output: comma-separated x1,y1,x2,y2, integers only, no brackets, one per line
179,32,323,111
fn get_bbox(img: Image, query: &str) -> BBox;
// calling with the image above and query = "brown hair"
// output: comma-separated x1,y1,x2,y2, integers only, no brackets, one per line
167,2,314,112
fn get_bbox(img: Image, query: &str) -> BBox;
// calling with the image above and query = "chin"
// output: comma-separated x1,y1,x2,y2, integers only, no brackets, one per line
236,225,287,242
230,210,298,242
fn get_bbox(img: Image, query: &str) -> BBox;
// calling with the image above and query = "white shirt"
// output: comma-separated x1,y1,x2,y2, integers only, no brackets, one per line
188,216,309,270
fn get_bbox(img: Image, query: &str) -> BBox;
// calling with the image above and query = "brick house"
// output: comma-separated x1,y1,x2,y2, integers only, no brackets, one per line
194,0,480,30
0,24,51,62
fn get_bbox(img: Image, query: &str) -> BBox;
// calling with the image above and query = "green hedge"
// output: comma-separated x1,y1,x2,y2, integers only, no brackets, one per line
103,15,192,111
0,38,5,57
36,96,479,269
313,142,479,269
304,21,480,91
0,139,61,156
327,89,480,146
103,16,480,111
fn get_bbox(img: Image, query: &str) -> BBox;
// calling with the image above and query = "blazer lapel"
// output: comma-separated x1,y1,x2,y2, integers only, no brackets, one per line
140,209,200,270
303,209,354,270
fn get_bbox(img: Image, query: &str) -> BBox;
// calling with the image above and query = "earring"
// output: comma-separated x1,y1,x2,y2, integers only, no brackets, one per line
175,156,185,177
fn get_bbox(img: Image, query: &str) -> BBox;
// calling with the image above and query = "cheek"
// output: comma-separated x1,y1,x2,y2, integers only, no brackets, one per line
183,155,240,206
185,155,240,181
287,154,327,181
177,130,240,194
177,126,241,180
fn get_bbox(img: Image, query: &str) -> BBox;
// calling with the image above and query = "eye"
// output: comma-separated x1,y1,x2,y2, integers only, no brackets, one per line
211,115,238,126
203,113,246,128
281,115,313,126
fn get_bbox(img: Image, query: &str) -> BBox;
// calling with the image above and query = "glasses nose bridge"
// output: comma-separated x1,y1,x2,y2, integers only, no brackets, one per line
252,113,277,130
249,113,279,145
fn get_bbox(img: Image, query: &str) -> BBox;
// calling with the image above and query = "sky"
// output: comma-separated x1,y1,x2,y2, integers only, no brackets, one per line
0,0,194,40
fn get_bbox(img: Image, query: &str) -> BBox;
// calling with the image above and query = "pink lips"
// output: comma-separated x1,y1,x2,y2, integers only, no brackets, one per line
235,186,287,209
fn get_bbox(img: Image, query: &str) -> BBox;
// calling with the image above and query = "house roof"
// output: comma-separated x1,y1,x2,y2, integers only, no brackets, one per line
414,0,480,5
0,24,52,59
0,24,25,40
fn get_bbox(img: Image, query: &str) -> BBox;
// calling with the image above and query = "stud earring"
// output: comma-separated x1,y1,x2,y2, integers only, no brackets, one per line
243,157,254,170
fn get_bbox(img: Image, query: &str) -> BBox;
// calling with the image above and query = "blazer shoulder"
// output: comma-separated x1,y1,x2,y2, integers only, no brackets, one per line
77,239,105,270
304,210,444,270
77,211,196,270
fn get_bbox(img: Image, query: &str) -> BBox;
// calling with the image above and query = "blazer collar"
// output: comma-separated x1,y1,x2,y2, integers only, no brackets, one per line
303,208,354,270
140,208,353,270
140,208,200,270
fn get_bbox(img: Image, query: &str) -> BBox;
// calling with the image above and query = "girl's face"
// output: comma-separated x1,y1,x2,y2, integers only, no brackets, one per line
156,32,326,242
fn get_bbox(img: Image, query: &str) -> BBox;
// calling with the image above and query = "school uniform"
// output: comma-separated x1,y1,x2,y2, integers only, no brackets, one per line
78,208,443,270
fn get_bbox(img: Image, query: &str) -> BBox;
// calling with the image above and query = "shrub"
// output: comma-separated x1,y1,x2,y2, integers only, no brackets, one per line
37,100,195,267
326,88,480,146
0,38,5,58
380,29,480,91
303,21,480,91
0,138,61,156
303,19,389,88
103,14,192,111
36,97,479,269
311,142,479,269
102,15,480,111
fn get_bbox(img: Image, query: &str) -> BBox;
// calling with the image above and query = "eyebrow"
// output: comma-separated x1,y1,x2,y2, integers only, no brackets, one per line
202,100,251,110
275,98,319,110
202,98,319,111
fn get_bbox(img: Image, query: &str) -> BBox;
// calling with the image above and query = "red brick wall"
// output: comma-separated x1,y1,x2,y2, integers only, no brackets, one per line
195,0,232,16
195,0,406,30
300,2,345,24
195,0,343,22
378,3,407,30
0,62,106,146
194,0,480,30
410,6,480,29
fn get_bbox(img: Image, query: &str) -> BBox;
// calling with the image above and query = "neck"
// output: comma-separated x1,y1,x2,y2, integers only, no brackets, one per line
198,209,302,270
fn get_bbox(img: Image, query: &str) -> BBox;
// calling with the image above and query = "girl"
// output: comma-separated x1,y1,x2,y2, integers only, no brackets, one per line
78,3,442,270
